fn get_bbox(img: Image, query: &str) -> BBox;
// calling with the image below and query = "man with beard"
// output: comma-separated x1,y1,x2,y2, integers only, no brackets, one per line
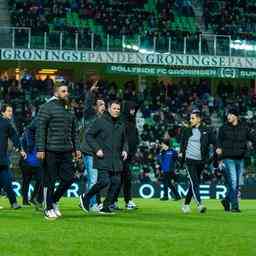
80,99,128,214
216,108,256,212
36,83,81,220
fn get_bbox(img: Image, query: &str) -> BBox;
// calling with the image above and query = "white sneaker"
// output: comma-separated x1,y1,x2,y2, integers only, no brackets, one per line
44,209,58,220
126,200,137,210
90,204,100,213
197,205,207,213
181,204,191,214
97,203,103,210
52,203,62,217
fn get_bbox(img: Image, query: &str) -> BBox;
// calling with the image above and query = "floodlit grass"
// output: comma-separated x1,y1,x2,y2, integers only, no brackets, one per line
0,198,255,256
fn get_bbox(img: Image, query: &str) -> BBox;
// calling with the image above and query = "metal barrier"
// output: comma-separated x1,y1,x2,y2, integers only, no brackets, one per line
0,27,255,57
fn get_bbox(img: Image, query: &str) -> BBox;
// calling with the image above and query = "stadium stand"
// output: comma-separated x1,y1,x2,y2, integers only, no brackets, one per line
1,75,256,185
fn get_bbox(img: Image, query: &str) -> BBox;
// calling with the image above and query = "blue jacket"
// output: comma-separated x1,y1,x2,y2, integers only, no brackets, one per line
21,119,40,167
157,149,178,173
0,116,21,166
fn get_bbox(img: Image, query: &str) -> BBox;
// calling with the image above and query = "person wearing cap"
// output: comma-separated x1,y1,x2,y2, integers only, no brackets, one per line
216,108,256,213
179,109,216,214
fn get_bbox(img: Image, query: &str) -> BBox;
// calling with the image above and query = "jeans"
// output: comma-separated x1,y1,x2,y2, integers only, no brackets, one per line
84,155,98,206
0,166,17,205
223,159,244,209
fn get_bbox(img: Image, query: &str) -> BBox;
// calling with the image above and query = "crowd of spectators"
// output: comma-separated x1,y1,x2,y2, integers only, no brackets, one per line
1,74,256,185
203,0,256,40
9,0,196,39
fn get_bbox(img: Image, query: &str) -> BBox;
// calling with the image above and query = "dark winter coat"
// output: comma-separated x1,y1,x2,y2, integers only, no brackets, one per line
217,121,256,159
86,113,128,172
0,116,21,166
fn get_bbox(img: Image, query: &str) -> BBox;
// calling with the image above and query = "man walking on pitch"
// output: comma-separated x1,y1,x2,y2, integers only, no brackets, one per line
216,108,256,213
81,81,106,212
80,99,128,214
36,83,81,220
0,104,26,209
179,110,216,213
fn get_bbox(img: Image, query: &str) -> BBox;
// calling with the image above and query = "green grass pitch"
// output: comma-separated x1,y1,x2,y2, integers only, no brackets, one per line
0,198,255,256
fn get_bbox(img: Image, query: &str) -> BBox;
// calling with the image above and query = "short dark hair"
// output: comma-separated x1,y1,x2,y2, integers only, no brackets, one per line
1,103,12,113
191,109,201,118
108,99,121,108
54,82,67,92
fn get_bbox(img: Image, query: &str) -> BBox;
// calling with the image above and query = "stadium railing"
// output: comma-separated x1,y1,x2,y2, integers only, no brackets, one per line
0,26,256,57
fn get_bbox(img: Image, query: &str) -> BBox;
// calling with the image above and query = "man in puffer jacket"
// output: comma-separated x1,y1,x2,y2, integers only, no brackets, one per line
36,83,81,220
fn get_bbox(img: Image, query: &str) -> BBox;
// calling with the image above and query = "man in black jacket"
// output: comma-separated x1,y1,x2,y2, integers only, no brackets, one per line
112,101,139,210
80,99,128,214
81,82,105,211
0,104,26,209
180,110,216,214
36,84,81,220
216,108,256,213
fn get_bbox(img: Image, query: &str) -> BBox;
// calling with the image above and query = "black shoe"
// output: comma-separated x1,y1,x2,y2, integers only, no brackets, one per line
100,207,116,215
79,194,90,213
23,202,31,207
221,199,230,212
231,208,241,213
160,197,169,201
12,203,21,209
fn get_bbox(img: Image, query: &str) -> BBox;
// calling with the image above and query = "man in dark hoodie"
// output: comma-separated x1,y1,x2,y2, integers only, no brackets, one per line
112,101,139,210
216,108,256,212
0,104,26,209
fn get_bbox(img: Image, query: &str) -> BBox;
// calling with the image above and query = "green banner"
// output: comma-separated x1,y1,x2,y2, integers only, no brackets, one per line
106,65,256,79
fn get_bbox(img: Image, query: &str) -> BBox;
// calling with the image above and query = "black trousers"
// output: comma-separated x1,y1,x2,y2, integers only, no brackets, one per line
185,159,204,205
85,169,121,209
19,160,43,204
43,151,75,210
114,161,132,204
162,172,180,200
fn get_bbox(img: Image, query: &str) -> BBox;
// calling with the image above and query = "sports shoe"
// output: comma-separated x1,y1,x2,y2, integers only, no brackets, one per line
90,204,100,213
11,203,21,210
44,209,58,220
126,200,138,210
52,203,62,217
231,208,241,213
97,203,103,210
22,202,31,208
181,204,191,213
221,199,230,212
197,205,207,213
110,203,122,211
79,194,90,213
100,207,116,215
